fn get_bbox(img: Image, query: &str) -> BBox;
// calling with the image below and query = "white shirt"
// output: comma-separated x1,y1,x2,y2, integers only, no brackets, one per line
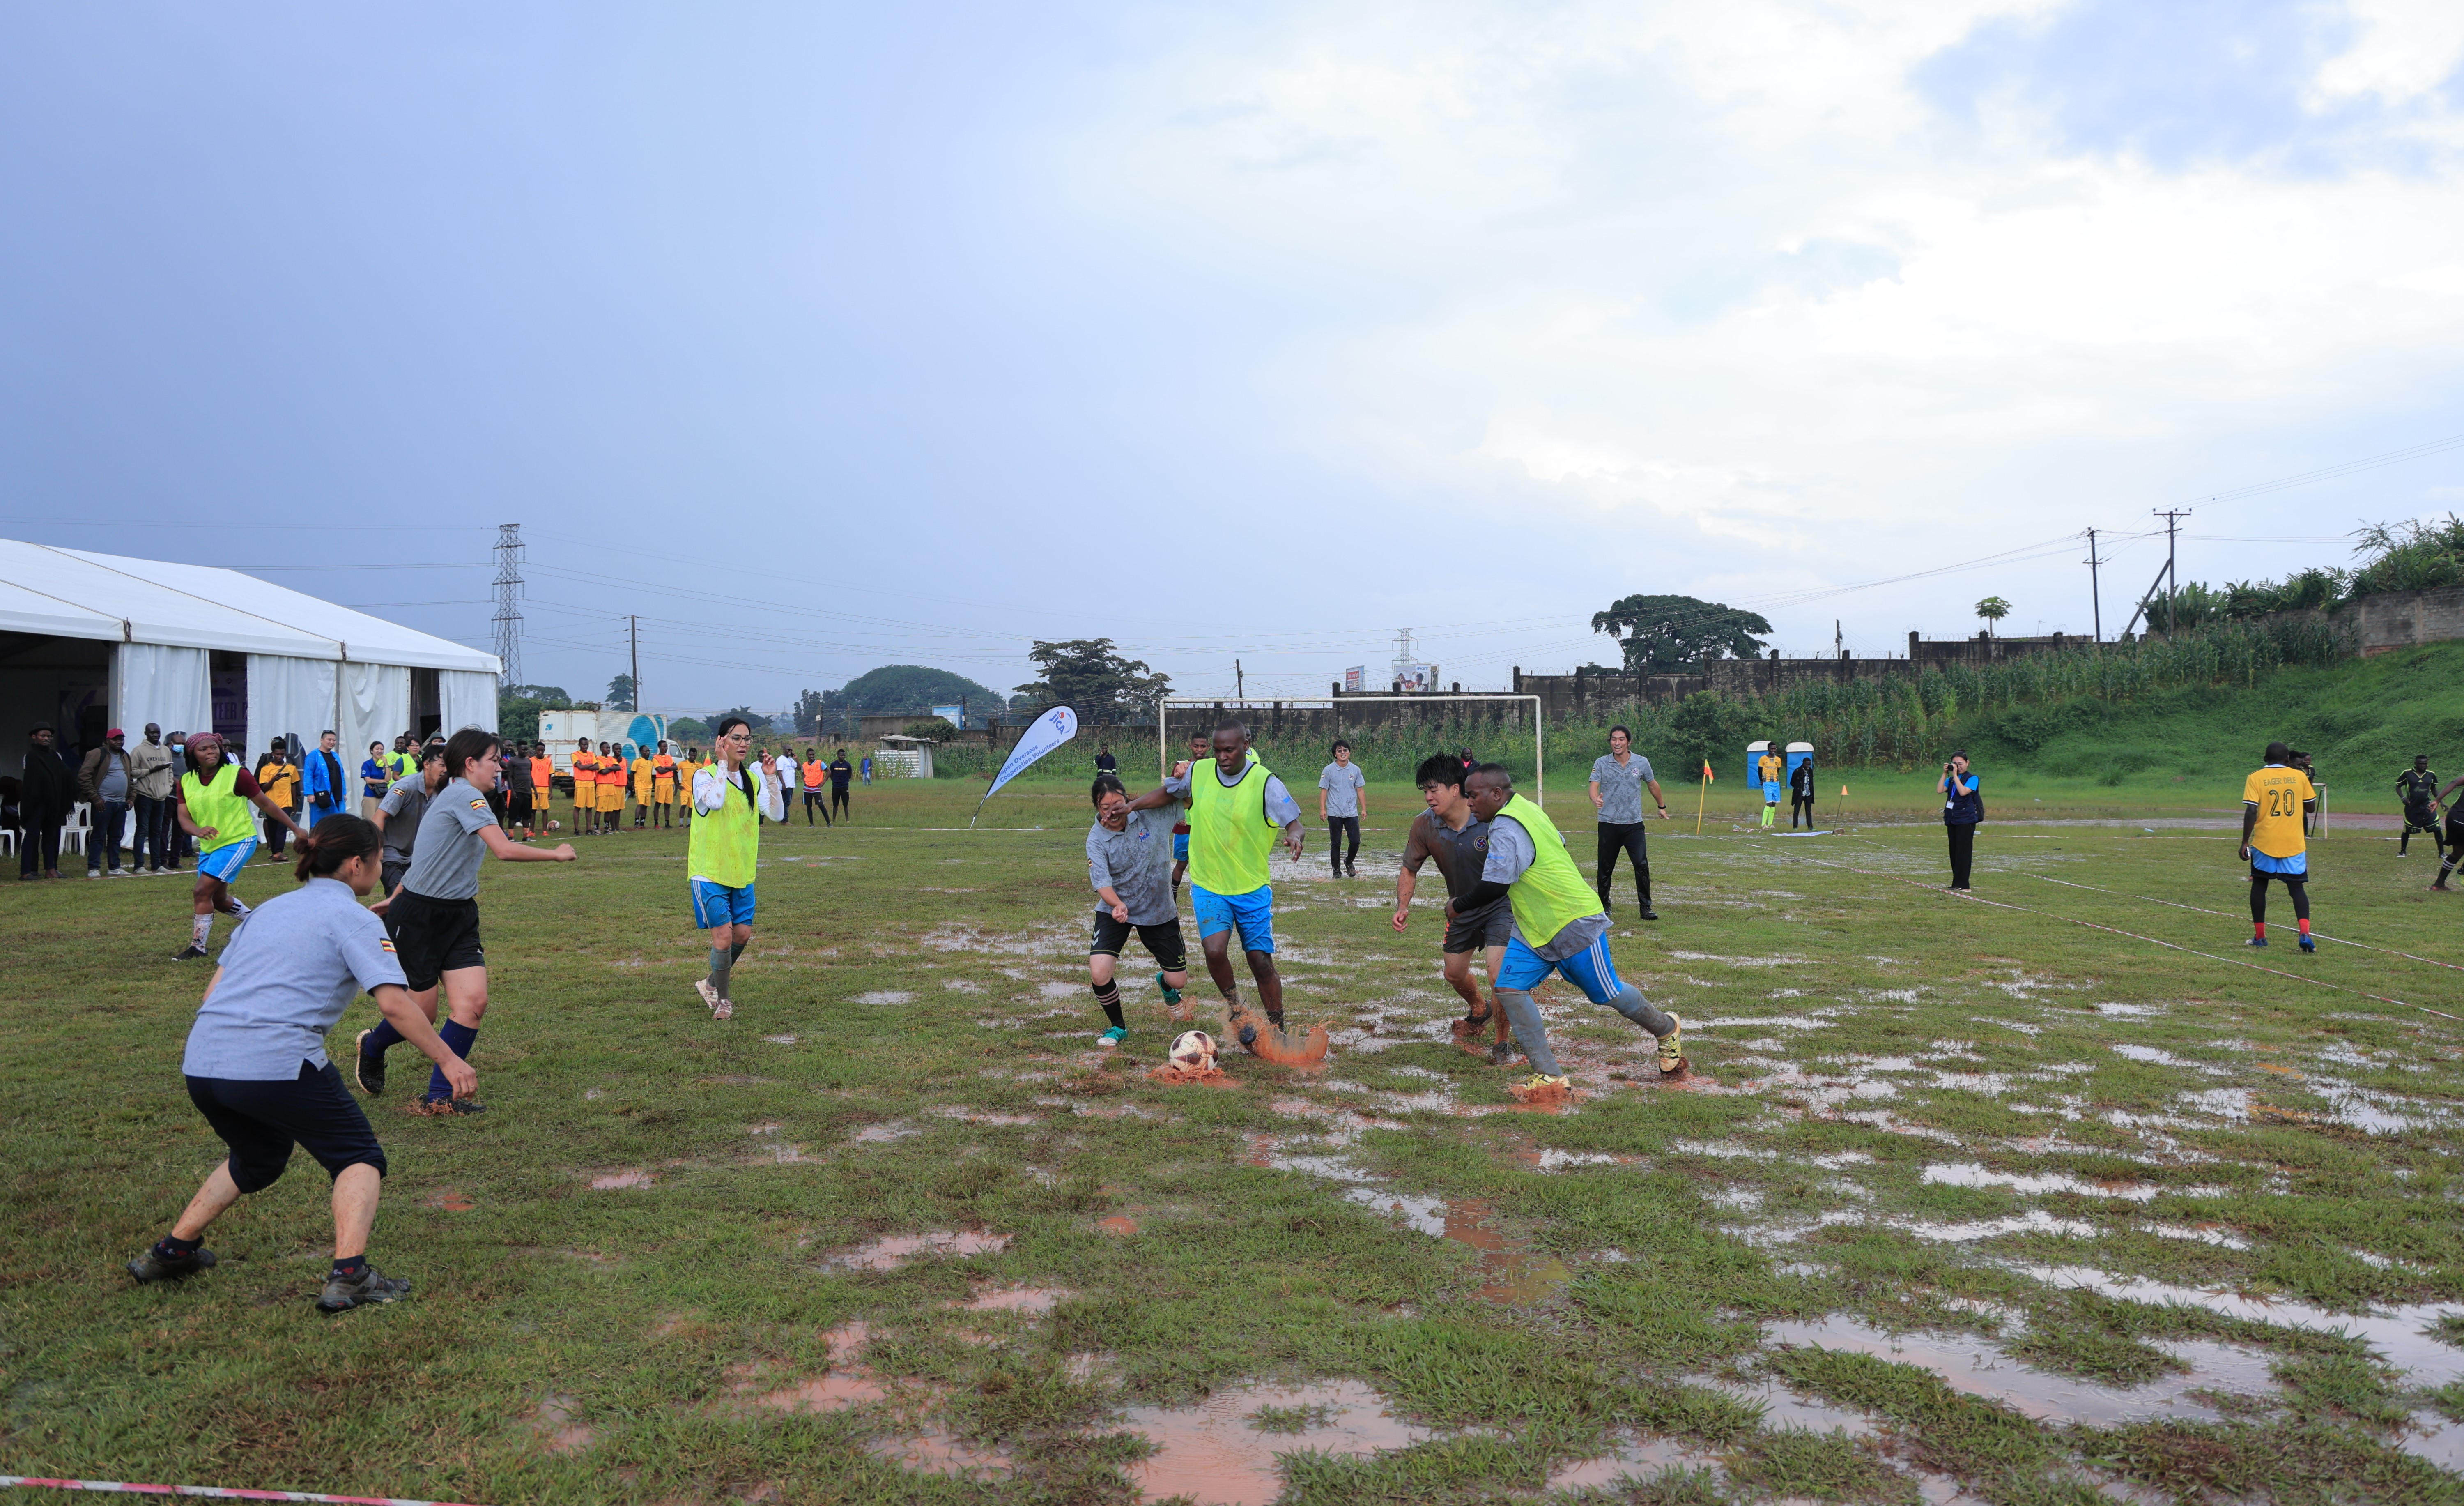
773,754,798,790
694,759,787,821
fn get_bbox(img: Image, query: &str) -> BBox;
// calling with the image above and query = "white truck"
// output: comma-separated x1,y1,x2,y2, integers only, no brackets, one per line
536,709,669,774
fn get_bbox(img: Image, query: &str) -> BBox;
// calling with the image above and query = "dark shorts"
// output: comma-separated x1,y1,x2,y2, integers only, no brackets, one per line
1442,899,1514,954
384,888,485,990
1092,912,1188,971
186,1061,387,1193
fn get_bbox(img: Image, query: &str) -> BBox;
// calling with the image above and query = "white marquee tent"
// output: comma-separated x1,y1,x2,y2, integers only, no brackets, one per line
0,539,498,759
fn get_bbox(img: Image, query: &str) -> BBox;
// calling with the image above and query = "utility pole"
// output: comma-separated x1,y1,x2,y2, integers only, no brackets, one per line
2083,527,2108,642
2151,509,2192,633
1235,659,1244,699
1834,619,1843,659
490,523,524,688
629,615,640,712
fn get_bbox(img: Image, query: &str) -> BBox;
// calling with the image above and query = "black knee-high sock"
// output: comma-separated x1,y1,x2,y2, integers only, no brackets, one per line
2250,873,2269,923
1092,980,1124,1029
2285,878,2310,922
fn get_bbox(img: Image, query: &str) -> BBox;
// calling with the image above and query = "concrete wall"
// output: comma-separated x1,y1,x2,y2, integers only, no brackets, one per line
1509,633,2083,717
2339,584,2464,656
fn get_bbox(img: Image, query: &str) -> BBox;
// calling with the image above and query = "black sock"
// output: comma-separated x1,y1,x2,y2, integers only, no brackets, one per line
729,940,747,964
157,1233,201,1258
1093,981,1124,1029
331,1253,368,1278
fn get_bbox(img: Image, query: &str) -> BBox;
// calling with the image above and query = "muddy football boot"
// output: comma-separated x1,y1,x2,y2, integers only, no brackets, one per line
317,1264,412,1313
126,1245,217,1284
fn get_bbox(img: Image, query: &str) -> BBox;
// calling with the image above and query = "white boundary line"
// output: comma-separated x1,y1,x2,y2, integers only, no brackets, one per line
0,1477,483,1505
1155,695,1546,809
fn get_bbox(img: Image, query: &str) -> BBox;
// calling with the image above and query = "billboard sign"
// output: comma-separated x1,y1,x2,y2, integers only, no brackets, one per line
1343,666,1364,693
929,704,965,728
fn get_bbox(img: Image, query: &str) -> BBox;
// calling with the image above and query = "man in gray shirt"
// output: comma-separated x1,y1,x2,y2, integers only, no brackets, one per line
1318,741,1368,877
1085,774,1193,1048
1588,725,1669,921
373,745,448,896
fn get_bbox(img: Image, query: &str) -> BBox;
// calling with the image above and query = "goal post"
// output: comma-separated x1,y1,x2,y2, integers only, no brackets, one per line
1157,695,1547,810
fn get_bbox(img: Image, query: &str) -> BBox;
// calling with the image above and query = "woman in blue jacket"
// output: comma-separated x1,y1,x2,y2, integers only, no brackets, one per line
1939,751,1981,891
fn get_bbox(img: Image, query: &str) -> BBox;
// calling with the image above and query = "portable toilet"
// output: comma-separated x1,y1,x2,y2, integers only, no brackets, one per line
1745,739,1771,789
1786,742,1814,788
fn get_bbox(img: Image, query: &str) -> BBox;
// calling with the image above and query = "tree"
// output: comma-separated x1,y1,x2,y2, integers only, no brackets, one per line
605,674,637,712
824,666,1011,729
793,689,827,737
1973,596,2012,638
667,717,712,745
708,706,769,735
901,717,959,741
1590,595,1772,672
1014,639,1171,722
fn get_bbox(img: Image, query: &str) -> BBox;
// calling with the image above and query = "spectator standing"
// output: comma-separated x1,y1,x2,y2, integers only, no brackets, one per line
129,723,176,873
1318,740,1368,877
167,732,193,865
503,741,535,836
253,743,301,862
861,753,872,785
1788,753,1816,830
303,730,349,829
1095,745,1118,776
20,723,76,880
359,742,390,819
1939,751,1982,891
80,727,136,877
774,748,801,821
830,748,854,822
800,746,829,825
1588,726,1667,921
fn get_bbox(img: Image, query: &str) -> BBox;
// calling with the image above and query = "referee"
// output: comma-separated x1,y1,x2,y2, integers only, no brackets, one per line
125,815,474,1312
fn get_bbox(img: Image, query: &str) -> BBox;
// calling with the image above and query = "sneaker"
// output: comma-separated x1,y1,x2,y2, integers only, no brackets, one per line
317,1264,412,1313
126,1244,217,1283
2246,936,2269,949
416,1096,486,1116
1154,971,1183,1008
1515,1072,1571,1094
172,943,209,960
694,978,731,1020
2299,934,2317,953
1346,863,1358,878
1097,1026,1127,1049
87,870,103,880
353,1029,386,1096
108,867,127,877
1656,1013,1687,1074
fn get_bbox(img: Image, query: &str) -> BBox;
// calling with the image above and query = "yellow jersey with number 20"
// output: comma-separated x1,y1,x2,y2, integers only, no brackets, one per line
2241,764,2315,859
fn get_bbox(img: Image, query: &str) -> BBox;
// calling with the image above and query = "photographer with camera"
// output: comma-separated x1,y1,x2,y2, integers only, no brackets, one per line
1938,751,1981,891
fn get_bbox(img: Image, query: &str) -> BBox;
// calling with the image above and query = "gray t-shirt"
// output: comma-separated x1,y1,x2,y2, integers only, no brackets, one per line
181,877,408,1080
400,777,500,900
1319,761,1367,818
1590,753,1657,824
1482,812,1611,960
378,775,437,866
98,750,131,803
1087,807,1177,926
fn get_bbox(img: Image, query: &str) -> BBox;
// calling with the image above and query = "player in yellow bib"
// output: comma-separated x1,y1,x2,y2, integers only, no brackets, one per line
1452,762,1685,1097
1126,719,1324,1063
2239,741,2317,951
687,716,786,1020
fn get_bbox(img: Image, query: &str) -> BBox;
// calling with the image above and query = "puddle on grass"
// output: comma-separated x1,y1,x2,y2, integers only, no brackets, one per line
1922,1163,2225,1203
2398,1413,2464,1473
865,1425,1013,1480
928,1105,1039,1127
533,1393,592,1453
2019,1264,2464,1386
1899,1209,2102,1243
1764,1315,2274,1425
849,1122,918,1144
1122,1379,1431,1505
824,1230,1012,1272
589,1170,654,1191
1547,1434,1718,1492
1441,1198,1573,1304
851,990,913,1006
1715,1377,1882,1435
951,1285,1072,1314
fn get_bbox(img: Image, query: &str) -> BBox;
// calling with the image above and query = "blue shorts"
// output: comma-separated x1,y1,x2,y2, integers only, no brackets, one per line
1496,930,1625,1004
690,880,757,929
1762,781,1782,803
197,838,258,884
1191,884,1274,954
1172,832,1190,861
2251,850,2308,877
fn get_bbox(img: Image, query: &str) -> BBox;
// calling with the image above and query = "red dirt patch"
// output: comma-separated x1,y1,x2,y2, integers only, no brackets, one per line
1097,1215,1140,1237
1146,1062,1235,1086
424,1187,476,1212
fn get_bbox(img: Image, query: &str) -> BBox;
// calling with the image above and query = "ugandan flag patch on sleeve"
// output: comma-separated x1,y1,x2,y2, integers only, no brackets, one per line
469,799,488,810
379,939,398,953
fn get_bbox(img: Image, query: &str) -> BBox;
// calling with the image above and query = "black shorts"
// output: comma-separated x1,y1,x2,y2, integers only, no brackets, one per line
1443,899,1514,954
187,1061,386,1193
510,790,533,821
384,888,485,990
1092,912,1188,971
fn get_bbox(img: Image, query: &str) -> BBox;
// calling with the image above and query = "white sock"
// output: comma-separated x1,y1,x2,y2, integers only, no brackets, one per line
227,898,251,919
191,913,212,946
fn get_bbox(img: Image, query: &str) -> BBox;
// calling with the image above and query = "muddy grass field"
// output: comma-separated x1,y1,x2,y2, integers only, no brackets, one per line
5,775,2462,1506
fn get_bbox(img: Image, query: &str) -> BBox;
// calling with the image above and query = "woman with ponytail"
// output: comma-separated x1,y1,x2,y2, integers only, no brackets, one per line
126,814,475,1312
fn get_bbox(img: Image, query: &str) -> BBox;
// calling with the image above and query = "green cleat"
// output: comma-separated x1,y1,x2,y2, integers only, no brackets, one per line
1097,1026,1128,1049
1154,971,1182,1007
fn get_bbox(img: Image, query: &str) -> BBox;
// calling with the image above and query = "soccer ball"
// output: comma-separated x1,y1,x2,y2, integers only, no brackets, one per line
547,820,560,830
1168,1029,1218,1073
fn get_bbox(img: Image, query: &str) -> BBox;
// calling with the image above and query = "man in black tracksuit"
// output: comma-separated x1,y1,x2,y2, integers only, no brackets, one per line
2398,755,2442,856
1788,753,1816,829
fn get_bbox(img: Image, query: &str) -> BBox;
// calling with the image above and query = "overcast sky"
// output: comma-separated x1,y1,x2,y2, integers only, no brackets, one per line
3,1,2459,714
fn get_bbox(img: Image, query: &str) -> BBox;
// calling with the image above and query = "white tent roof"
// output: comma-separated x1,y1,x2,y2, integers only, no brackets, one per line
0,539,499,673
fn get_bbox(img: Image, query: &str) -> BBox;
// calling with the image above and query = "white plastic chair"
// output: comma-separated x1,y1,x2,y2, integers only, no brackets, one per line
60,802,90,857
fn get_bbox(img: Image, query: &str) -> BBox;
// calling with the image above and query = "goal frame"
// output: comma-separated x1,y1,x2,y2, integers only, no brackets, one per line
1156,694,1546,809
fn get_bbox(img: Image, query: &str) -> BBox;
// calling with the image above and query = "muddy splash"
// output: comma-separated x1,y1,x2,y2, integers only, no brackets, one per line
1121,1379,1430,1505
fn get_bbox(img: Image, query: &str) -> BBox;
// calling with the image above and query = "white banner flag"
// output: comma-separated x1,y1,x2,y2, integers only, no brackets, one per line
979,705,1080,811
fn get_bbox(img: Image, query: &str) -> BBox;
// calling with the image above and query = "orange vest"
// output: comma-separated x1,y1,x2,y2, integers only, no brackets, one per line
653,755,677,785
802,759,827,790
600,755,624,788
573,751,598,783
531,755,552,790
